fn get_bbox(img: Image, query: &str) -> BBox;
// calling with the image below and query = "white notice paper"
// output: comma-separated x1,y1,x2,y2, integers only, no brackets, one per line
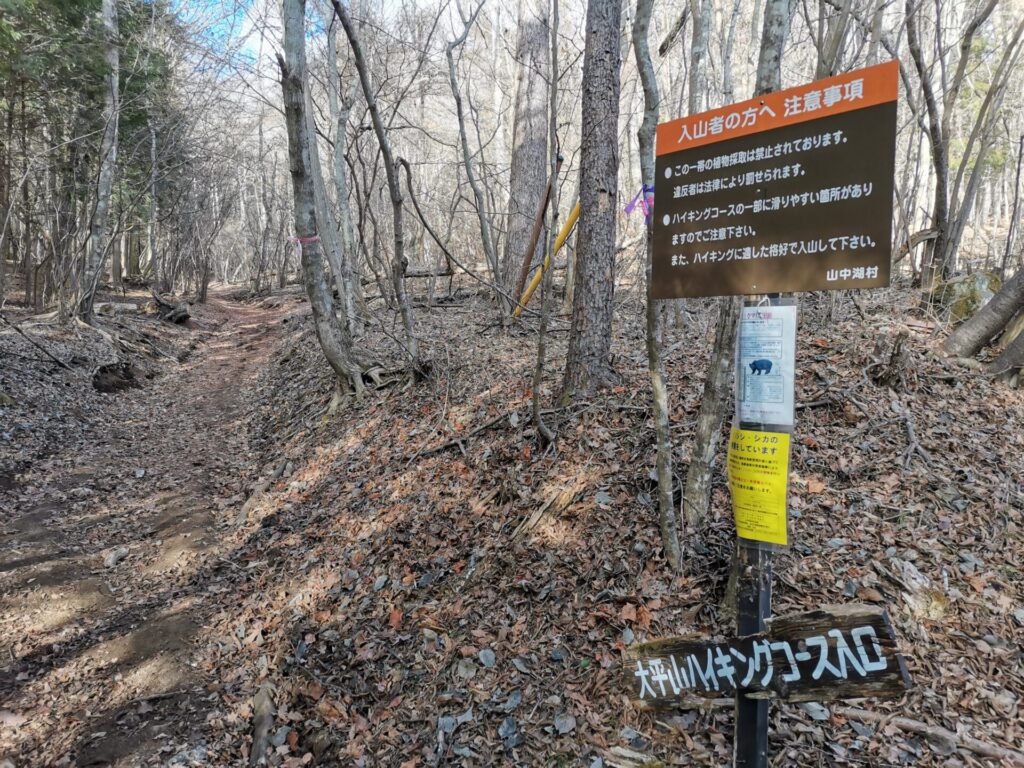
736,304,797,427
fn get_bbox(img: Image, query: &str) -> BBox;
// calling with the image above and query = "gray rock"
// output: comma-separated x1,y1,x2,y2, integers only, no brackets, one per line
455,658,476,679
103,546,129,568
498,717,522,749
799,702,831,721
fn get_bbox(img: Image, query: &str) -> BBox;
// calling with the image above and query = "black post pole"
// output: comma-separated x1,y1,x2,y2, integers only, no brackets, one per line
734,542,772,768
733,294,782,768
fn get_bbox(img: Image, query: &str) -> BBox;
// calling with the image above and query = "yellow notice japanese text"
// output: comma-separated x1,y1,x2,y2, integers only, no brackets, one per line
727,427,791,545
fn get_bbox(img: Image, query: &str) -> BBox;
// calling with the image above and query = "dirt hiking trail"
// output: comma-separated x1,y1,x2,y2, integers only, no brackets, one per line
1,293,287,766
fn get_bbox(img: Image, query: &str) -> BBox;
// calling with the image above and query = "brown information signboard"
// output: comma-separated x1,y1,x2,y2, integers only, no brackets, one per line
652,61,899,298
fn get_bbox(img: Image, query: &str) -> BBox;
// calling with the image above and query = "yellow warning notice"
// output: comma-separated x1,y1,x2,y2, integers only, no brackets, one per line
727,428,790,545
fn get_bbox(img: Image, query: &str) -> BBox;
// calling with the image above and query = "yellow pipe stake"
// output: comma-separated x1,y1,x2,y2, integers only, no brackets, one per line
513,201,581,318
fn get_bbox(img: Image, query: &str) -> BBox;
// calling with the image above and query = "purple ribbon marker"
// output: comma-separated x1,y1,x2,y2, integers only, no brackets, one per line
625,185,656,223
624,188,643,215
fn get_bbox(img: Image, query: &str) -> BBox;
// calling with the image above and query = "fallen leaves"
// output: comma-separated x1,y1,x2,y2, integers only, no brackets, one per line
388,606,403,630
5,283,1023,767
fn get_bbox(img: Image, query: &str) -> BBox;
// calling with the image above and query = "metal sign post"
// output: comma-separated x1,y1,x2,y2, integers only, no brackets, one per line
637,61,904,765
732,295,794,768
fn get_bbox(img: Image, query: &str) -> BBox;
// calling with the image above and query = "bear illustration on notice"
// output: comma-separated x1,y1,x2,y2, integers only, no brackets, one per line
749,359,773,375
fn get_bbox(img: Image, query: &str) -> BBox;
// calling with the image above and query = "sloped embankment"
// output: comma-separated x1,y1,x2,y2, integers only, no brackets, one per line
203,284,1023,766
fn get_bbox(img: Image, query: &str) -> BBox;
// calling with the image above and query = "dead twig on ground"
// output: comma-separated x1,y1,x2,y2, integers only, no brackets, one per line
898,404,933,469
0,309,78,374
418,411,511,458
511,485,581,541
834,706,1024,765
248,684,276,766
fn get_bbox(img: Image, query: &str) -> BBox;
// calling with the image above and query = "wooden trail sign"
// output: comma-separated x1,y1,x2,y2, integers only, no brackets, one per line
623,606,911,708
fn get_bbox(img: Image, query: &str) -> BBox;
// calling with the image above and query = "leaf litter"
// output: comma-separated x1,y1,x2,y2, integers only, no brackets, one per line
0,280,1021,766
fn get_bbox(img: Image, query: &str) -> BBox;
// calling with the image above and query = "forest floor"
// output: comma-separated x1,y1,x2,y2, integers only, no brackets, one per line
1,280,1022,767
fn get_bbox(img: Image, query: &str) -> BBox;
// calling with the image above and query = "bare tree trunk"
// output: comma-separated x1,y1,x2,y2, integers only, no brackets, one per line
943,20,1024,275
305,87,352,326
908,0,1001,298
112,229,123,288
326,19,362,334
687,0,710,113
0,88,10,303
1002,135,1024,279
78,0,119,321
634,0,681,571
148,118,160,289
815,0,851,77
721,0,743,104
280,0,366,398
906,2,947,298
502,0,550,294
944,269,1024,358
989,322,1024,378
532,0,558,449
866,0,884,65
680,0,792,530
332,0,420,371
561,0,623,401
447,3,505,310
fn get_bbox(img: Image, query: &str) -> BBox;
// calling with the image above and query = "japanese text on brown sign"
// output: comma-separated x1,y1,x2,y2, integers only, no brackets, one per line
651,61,899,298
623,606,911,707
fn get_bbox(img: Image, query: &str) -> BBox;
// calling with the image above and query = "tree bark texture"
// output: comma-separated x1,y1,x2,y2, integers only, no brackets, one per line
502,0,550,293
304,86,353,328
78,0,119,321
1003,135,1024,278
944,269,1024,358
634,0,681,571
532,0,559,449
988,320,1024,378
280,0,365,397
687,0,710,114
905,0,949,296
561,0,623,401
908,0,1003,295
148,118,160,289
